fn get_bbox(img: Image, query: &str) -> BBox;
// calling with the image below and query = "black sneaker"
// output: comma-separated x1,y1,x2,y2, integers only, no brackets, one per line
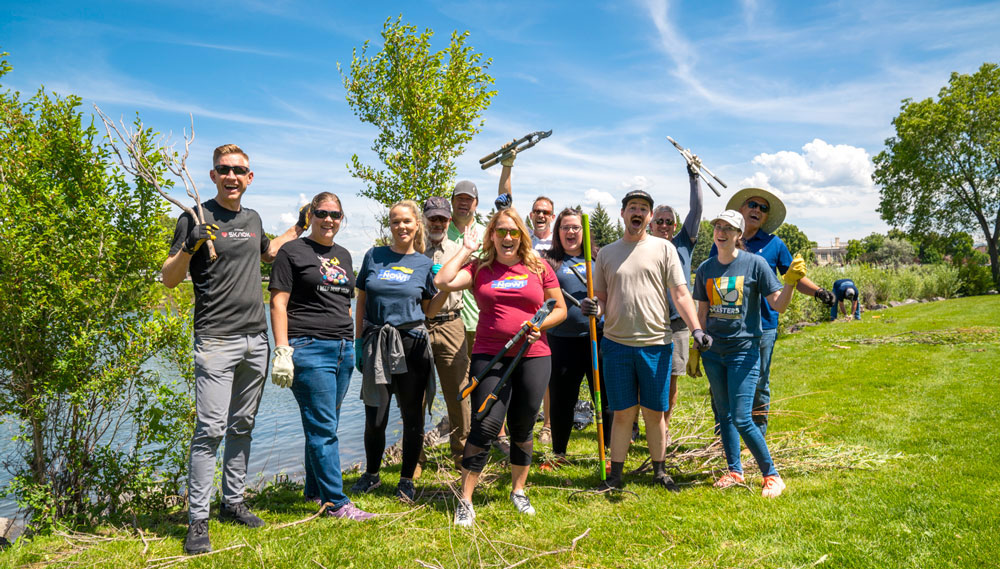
184,518,211,555
395,478,416,502
654,473,681,493
350,472,381,494
218,501,265,528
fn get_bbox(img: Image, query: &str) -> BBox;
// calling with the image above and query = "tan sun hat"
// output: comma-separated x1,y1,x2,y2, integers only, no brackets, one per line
725,187,787,234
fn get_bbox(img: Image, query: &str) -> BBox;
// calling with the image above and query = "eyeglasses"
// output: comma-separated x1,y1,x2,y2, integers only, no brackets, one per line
532,209,553,216
745,200,770,213
560,225,582,233
214,164,250,176
313,209,343,220
495,228,521,238
653,219,675,226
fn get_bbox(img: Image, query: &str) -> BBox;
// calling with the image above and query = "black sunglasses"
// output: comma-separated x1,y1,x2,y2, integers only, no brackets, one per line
654,218,675,226
214,164,250,176
313,209,343,220
746,200,770,213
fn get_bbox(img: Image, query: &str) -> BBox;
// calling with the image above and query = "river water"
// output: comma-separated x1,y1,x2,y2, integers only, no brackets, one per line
0,304,445,518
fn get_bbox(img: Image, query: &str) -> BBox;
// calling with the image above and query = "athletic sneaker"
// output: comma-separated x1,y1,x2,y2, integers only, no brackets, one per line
495,435,511,457
396,478,416,502
713,471,745,489
218,501,265,528
327,502,376,521
761,475,786,498
184,518,211,555
537,425,552,445
304,495,322,506
510,491,535,515
350,472,381,494
454,499,475,527
653,473,681,493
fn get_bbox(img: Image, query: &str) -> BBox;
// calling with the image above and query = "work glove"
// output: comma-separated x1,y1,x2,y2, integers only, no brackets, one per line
580,296,599,317
687,160,700,179
686,346,702,377
354,338,364,373
782,254,807,286
182,222,219,254
692,329,713,352
494,193,512,211
814,287,835,306
501,147,517,167
271,346,294,388
296,204,311,230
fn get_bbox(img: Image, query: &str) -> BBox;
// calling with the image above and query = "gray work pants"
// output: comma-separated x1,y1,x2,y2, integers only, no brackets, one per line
188,332,269,521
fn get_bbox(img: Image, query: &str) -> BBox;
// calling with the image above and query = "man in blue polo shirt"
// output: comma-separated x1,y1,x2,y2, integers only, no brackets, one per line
710,188,834,437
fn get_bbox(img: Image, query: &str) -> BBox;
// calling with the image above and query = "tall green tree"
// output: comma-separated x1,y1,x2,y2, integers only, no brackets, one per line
873,62,1000,286
775,222,817,264
690,220,714,270
340,16,496,213
588,203,618,247
0,52,193,526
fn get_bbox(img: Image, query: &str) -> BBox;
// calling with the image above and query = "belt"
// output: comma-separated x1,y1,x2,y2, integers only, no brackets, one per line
426,310,461,323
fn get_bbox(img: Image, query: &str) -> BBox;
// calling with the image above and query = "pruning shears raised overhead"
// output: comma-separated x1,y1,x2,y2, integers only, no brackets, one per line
667,136,727,197
479,130,553,169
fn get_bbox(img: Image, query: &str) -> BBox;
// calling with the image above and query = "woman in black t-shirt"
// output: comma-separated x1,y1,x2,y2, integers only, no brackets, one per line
269,192,375,521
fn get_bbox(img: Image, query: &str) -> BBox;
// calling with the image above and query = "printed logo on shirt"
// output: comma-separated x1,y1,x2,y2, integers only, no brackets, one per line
377,266,413,282
219,228,257,241
491,274,529,289
317,256,350,290
706,276,744,319
562,261,585,276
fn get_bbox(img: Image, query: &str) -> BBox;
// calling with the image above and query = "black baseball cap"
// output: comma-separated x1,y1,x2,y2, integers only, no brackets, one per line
621,189,654,209
422,196,451,218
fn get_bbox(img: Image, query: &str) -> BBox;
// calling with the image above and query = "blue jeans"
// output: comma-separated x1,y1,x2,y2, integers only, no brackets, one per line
702,343,777,477
289,337,354,508
752,328,778,436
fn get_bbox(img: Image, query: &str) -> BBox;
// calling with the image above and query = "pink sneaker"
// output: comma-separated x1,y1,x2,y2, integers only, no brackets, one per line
761,475,786,498
327,502,376,521
713,471,745,489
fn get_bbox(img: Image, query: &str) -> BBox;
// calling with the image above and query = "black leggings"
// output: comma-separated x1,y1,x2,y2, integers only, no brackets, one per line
363,332,432,479
463,354,550,471
548,334,613,455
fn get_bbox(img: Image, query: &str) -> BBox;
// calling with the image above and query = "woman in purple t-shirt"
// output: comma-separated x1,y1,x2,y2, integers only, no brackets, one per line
435,208,566,525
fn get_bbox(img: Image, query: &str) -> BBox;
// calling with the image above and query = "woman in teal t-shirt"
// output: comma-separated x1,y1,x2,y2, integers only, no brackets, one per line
692,210,805,498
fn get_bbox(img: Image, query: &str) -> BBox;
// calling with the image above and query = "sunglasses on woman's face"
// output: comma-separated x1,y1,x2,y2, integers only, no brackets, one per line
495,228,521,238
313,209,343,220
745,200,770,213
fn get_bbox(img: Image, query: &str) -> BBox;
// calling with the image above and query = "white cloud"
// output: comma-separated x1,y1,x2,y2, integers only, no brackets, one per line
619,176,654,192
743,139,876,208
583,189,615,209
279,212,297,225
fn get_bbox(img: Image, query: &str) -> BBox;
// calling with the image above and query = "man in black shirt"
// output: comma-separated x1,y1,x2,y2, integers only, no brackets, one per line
162,144,303,555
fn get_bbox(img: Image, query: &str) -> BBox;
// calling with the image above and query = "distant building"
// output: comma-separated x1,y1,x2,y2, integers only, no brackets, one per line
814,237,848,266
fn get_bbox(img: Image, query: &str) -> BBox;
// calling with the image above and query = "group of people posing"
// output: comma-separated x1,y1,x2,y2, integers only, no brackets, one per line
165,143,841,555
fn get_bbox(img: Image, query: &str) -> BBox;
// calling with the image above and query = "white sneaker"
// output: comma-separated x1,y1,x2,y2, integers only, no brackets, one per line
454,499,475,527
510,491,535,515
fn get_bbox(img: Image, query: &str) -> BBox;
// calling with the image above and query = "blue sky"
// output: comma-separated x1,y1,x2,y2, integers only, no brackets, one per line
3,0,999,260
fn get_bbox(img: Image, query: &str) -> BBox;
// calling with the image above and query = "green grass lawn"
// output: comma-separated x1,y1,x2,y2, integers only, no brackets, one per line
4,296,998,568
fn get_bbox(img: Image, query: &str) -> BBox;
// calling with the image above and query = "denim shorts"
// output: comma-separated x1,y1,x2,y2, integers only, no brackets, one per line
600,338,672,412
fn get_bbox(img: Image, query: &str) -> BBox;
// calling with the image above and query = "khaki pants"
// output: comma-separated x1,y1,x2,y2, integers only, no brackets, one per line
428,317,472,464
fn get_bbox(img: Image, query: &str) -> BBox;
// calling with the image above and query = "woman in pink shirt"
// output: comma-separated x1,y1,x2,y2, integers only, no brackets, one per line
435,208,566,526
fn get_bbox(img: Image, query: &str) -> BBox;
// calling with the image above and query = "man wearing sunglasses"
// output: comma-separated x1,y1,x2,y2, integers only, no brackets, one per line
710,188,835,438
650,163,703,443
162,144,306,555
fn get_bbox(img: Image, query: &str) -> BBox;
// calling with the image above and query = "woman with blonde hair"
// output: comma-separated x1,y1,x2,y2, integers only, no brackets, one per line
435,208,566,525
351,199,446,502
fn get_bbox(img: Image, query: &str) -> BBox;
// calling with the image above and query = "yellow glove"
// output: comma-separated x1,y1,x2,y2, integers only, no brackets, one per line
686,346,702,378
782,254,807,286
271,346,294,388
501,149,517,167
296,204,311,230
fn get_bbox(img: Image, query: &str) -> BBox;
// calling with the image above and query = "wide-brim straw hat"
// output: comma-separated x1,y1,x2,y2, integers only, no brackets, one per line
725,187,787,234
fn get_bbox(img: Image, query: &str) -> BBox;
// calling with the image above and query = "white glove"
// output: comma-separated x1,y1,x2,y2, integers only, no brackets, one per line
271,346,294,388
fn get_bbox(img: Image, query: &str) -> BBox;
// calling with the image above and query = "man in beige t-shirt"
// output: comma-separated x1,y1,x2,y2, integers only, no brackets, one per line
586,189,707,491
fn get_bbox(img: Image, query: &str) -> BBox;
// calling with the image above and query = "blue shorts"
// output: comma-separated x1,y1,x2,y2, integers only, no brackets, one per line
600,338,672,412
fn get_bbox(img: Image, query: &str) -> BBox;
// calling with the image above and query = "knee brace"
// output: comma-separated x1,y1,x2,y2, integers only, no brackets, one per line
461,432,492,473
509,438,533,467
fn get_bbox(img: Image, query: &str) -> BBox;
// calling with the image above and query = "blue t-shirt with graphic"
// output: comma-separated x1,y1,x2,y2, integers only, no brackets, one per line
548,254,601,337
357,246,437,327
693,252,783,353
665,229,695,321
711,230,792,331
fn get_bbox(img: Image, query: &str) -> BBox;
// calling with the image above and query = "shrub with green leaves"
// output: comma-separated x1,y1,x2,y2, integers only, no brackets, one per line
0,51,194,528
